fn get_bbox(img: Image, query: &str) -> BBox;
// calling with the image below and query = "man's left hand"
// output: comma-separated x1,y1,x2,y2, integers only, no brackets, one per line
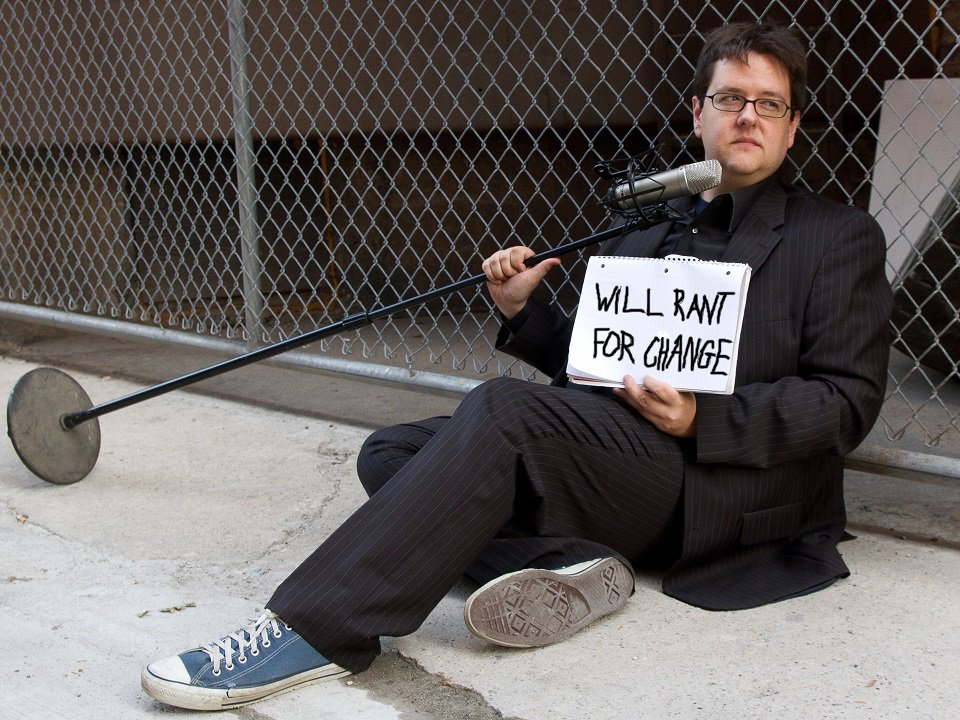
614,375,697,438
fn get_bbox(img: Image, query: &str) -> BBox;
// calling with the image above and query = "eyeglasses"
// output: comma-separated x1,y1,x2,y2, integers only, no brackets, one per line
705,93,795,119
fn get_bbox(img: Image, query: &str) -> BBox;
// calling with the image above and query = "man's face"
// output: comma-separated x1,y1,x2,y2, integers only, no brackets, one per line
692,51,800,198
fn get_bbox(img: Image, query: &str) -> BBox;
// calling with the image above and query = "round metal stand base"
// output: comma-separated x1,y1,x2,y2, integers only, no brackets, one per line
6,367,101,484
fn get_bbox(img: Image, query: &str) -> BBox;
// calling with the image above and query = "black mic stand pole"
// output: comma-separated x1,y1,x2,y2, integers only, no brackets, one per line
64,221,635,429
7,210,669,485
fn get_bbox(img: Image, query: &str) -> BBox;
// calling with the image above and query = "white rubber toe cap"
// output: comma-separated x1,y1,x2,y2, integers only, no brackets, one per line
145,655,191,684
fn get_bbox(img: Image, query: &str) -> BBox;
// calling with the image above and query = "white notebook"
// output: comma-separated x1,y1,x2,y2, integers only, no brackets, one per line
566,255,751,394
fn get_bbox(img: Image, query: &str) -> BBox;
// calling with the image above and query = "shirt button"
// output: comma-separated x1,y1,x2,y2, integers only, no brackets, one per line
691,228,699,234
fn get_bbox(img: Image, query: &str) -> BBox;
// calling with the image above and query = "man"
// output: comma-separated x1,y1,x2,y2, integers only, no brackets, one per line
142,22,891,711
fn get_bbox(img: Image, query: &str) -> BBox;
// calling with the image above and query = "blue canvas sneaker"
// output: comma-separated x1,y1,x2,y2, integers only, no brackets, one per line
141,611,350,710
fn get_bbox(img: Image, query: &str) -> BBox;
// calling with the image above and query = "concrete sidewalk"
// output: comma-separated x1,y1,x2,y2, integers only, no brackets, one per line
2,354,959,719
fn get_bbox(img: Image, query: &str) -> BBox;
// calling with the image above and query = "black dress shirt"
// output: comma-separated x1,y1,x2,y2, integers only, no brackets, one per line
656,179,771,260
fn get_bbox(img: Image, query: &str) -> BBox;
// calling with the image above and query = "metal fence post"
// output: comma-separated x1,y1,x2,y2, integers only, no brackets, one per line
227,0,265,348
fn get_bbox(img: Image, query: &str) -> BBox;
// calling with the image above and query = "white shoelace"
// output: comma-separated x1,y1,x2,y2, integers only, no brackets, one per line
201,611,288,676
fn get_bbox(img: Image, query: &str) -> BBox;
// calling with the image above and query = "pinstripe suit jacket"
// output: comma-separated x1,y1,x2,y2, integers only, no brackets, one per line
498,179,892,610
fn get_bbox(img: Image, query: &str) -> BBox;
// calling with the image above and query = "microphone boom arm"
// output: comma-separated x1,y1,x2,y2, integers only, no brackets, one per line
8,152,717,485
60,210,672,429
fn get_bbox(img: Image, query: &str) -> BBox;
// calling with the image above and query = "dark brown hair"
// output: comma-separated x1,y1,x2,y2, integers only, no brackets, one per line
691,22,808,114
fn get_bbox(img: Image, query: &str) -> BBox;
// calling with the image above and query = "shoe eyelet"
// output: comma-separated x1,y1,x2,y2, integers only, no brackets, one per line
212,669,221,677
263,639,271,648
250,648,259,656
273,630,282,638
225,663,234,672
238,656,247,664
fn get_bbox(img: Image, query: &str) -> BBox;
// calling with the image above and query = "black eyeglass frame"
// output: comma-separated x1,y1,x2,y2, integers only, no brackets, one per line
703,93,797,119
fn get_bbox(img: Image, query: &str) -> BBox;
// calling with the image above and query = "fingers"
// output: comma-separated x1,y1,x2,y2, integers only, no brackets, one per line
638,374,675,404
482,246,535,284
482,246,562,319
614,374,647,410
614,375,697,438
526,256,562,284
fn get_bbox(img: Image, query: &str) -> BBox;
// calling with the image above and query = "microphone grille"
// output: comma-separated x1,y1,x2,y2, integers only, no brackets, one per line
684,160,723,194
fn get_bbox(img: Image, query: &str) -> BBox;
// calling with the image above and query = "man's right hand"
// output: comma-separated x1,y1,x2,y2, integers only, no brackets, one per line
481,246,562,319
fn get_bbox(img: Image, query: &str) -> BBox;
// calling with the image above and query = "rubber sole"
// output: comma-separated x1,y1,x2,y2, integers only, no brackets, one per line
141,662,351,711
463,557,633,648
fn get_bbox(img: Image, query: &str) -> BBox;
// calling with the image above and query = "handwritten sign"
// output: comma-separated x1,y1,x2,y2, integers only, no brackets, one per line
566,256,751,394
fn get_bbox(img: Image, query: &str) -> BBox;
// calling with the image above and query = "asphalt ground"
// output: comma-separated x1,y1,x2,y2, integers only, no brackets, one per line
1,324,958,719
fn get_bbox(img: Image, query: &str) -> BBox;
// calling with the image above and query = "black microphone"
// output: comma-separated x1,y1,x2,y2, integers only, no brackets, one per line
606,159,722,212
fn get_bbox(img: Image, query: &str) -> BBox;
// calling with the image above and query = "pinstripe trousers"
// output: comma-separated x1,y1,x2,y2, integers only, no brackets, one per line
267,376,685,672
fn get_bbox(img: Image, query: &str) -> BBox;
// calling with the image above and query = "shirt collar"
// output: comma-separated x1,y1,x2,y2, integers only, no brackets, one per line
695,177,773,232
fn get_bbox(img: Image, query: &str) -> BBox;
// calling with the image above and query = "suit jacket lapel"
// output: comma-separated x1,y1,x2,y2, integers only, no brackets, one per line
607,182,788,270
614,222,671,257
721,181,787,271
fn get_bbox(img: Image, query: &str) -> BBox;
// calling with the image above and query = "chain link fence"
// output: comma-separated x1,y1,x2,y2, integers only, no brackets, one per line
0,1,957,457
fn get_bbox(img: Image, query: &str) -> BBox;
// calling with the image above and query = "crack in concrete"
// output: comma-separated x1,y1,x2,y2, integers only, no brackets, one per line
256,442,348,562
350,650,506,720
847,522,960,551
